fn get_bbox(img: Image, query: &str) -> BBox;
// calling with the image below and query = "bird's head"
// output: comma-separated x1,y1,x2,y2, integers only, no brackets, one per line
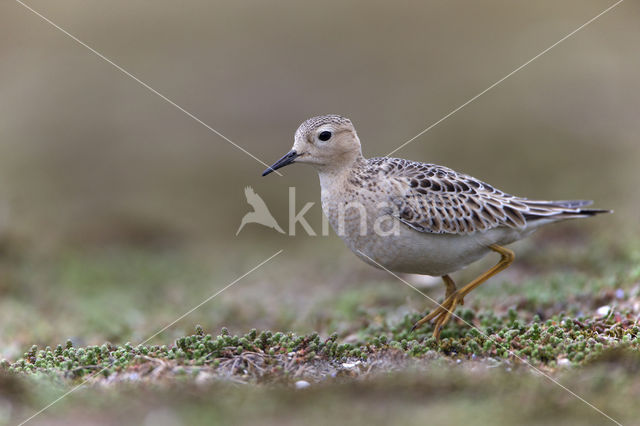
262,114,362,176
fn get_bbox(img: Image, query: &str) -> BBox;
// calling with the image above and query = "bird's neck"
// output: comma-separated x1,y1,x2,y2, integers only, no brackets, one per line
317,154,366,193
316,150,364,176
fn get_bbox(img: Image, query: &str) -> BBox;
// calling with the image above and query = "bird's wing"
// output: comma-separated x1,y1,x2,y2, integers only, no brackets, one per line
244,186,256,200
244,186,268,210
368,157,591,235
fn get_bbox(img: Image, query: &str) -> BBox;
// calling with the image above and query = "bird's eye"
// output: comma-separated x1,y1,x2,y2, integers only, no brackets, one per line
318,131,332,141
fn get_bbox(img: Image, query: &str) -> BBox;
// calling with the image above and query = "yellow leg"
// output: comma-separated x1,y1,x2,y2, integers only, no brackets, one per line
442,274,457,300
412,244,515,340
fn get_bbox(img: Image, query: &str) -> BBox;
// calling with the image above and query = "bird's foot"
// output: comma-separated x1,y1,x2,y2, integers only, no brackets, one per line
411,291,465,340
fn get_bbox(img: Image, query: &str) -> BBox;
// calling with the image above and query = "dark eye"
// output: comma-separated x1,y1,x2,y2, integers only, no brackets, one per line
318,131,332,141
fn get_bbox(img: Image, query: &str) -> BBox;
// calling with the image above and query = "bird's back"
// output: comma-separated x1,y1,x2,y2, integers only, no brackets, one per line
357,157,610,236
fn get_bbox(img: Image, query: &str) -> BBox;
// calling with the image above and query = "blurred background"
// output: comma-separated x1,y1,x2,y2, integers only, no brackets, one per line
0,0,639,355
2,1,640,424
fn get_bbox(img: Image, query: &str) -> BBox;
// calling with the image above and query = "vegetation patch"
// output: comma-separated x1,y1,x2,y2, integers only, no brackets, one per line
4,306,638,385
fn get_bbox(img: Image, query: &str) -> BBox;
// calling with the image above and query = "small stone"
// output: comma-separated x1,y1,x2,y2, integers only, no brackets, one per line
341,361,361,369
295,380,311,389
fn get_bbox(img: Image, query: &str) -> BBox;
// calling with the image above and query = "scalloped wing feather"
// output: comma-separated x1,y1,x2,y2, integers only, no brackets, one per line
366,158,602,235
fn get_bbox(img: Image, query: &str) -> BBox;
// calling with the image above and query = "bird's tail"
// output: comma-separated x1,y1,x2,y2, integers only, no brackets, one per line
522,199,612,222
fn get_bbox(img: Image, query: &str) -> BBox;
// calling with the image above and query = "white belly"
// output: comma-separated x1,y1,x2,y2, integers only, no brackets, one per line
349,224,498,275
321,191,527,276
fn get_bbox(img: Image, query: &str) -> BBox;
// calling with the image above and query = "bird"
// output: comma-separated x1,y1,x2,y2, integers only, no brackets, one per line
262,114,611,339
236,186,285,236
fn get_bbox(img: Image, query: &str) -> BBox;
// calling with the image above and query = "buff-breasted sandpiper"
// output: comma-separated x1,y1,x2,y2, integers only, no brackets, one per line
262,114,611,339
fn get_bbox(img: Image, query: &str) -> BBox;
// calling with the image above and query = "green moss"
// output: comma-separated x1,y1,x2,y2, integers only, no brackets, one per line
6,306,638,381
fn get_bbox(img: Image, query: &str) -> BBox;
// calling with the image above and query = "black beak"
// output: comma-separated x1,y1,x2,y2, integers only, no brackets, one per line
262,150,299,176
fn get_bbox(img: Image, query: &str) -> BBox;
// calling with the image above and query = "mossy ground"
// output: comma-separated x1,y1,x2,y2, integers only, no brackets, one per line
1,230,639,425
